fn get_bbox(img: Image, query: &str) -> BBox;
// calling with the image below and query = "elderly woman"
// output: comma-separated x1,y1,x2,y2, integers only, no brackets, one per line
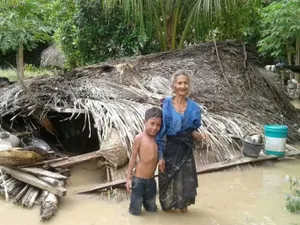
156,70,205,212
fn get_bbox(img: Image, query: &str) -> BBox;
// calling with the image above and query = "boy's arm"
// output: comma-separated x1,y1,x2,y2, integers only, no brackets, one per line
126,136,141,181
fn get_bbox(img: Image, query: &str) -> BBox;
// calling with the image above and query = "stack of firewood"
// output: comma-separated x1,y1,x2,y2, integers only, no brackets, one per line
0,166,67,221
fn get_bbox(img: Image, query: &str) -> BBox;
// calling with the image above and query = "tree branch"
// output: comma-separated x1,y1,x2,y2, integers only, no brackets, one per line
213,36,231,86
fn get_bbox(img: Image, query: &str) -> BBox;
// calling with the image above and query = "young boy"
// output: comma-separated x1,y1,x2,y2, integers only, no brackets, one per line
126,107,162,215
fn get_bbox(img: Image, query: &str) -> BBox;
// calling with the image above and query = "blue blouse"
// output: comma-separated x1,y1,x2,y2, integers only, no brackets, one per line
156,96,201,159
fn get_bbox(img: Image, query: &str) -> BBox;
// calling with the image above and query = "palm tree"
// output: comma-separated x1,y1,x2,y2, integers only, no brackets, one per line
102,0,261,51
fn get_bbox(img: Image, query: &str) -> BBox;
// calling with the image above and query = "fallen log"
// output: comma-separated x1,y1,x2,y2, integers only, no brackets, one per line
0,174,9,181
0,168,9,201
0,166,66,197
26,187,40,209
20,167,67,180
38,176,59,186
35,189,48,205
40,191,58,222
49,151,102,168
7,179,22,194
23,187,36,208
14,184,29,204
21,186,34,206
1,177,13,188
40,181,65,222
0,177,13,188
10,184,25,199
77,151,300,194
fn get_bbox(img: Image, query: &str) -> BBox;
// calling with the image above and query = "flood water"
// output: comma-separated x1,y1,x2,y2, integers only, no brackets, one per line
1,159,300,225
2,100,300,225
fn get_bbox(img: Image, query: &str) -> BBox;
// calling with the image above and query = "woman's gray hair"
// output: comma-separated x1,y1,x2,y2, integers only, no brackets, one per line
170,70,191,95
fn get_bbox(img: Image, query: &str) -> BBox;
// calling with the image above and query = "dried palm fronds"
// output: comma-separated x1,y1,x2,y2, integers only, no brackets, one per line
96,164,128,202
0,41,299,168
85,98,153,150
97,128,128,168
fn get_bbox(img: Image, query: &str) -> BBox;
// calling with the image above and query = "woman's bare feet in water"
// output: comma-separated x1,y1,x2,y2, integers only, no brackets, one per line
180,207,188,213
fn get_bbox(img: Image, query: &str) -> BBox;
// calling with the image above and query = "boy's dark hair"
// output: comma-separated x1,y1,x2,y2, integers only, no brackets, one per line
145,107,162,121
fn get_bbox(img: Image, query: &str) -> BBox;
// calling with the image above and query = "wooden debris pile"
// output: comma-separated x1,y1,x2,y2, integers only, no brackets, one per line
0,165,68,221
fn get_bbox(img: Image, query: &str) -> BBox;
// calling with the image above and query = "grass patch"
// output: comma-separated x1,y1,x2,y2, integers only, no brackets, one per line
0,66,55,81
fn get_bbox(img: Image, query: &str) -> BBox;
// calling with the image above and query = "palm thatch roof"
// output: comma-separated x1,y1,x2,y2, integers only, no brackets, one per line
40,44,66,68
0,41,299,167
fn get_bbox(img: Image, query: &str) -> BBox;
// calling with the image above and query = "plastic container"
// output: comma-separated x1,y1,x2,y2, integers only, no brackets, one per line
0,131,20,147
264,124,288,157
242,138,263,158
21,137,51,152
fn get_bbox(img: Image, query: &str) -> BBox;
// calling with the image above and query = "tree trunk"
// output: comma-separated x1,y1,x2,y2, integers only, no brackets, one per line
166,15,173,50
16,42,24,79
295,37,300,66
286,43,292,65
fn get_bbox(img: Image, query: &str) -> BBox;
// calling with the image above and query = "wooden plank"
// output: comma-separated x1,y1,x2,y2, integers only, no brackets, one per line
20,168,67,180
14,184,29,204
0,166,66,197
76,151,300,194
49,151,102,168
77,179,126,194
18,157,69,168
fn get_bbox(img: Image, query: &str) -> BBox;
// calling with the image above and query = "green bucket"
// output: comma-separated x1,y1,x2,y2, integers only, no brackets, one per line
264,124,288,157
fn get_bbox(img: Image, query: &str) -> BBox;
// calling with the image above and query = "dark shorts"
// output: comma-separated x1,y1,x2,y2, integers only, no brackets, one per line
129,176,157,215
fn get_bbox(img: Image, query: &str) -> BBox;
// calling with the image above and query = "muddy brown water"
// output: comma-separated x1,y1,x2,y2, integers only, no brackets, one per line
1,160,300,225
1,101,300,225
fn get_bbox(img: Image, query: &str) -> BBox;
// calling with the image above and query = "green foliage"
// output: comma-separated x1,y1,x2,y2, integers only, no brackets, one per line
258,0,300,57
0,0,53,54
285,175,300,214
101,0,261,50
24,63,38,72
51,0,159,68
0,68,54,81
75,1,159,64
212,0,261,45
49,0,79,68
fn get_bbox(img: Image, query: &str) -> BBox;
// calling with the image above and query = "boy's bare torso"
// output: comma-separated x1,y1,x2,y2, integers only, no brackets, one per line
135,133,158,179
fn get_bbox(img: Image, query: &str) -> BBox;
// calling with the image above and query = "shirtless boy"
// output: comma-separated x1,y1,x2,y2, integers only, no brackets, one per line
126,107,162,215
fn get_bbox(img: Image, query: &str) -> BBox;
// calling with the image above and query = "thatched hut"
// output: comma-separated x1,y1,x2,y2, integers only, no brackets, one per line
40,44,66,69
1,41,300,199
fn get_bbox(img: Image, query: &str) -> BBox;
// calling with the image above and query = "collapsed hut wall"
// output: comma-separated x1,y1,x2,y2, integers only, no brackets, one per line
67,41,298,123
0,41,299,168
